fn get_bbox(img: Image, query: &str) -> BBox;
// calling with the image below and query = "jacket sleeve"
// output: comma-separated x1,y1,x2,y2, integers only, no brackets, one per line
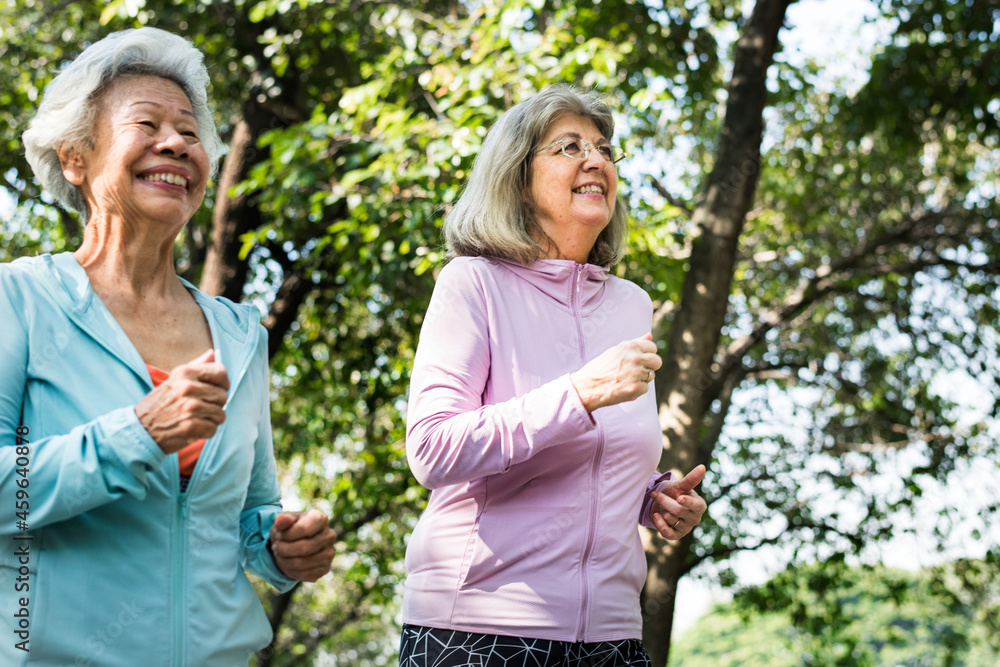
639,470,676,529
406,260,596,490
237,325,297,591
0,267,166,536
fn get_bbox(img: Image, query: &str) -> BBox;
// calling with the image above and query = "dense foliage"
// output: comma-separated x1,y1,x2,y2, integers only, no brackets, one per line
670,557,1000,666
1,0,997,663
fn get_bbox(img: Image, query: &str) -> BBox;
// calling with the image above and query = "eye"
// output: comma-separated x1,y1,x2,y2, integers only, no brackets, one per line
561,141,584,157
139,120,156,129
597,145,614,161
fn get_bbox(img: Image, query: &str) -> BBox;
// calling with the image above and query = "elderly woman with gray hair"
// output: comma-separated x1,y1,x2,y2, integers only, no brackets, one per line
0,28,335,666
399,85,708,666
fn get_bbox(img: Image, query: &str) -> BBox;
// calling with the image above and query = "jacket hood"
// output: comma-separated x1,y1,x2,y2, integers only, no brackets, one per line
489,257,609,314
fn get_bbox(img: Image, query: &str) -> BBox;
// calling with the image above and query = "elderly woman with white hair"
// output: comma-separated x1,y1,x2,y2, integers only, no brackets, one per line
0,27,335,666
399,85,709,666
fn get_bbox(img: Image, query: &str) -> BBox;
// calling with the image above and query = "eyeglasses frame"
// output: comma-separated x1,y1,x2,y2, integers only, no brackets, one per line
536,138,628,165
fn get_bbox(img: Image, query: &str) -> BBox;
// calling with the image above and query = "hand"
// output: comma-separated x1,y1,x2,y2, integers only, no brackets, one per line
650,464,707,541
570,333,662,413
269,510,337,582
135,349,229,454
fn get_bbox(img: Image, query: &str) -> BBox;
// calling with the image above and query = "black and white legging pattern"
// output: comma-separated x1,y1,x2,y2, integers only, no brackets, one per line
398,625,653,667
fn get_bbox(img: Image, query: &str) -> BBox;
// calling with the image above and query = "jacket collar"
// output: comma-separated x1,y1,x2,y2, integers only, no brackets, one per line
32,252,259,390
490,257,610,313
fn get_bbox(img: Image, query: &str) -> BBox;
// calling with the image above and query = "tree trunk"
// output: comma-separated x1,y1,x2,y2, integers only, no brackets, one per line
255,584,301,667
198,101,270,301
642,1,796,664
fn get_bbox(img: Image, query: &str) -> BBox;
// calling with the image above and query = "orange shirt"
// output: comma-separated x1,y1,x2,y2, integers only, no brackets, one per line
147,364,205,483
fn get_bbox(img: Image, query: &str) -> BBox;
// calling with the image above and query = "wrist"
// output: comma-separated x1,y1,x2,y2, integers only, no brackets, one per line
569,372,598,413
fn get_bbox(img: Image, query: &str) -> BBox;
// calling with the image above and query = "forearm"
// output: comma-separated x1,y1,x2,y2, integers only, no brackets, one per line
406,374,595,489
0,407,165,535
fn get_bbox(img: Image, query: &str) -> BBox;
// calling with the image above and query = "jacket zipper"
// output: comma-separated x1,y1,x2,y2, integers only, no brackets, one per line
173,479,188,667
573,264,605,642
183,338,255,497
170,317,256,663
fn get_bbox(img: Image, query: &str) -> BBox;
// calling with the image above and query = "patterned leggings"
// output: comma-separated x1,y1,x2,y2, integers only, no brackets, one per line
398,625,653,667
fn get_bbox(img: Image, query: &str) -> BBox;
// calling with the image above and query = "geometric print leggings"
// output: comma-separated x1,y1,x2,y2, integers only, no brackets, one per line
398,625,653,667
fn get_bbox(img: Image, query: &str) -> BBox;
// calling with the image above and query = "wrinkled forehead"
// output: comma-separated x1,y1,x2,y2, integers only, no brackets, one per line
92,73,194,115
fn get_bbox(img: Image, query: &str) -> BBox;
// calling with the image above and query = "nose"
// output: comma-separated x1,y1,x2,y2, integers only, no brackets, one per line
154,126,189,159
582,142,609,170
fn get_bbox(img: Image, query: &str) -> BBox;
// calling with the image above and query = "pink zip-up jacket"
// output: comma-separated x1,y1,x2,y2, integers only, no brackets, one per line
402,256,672,642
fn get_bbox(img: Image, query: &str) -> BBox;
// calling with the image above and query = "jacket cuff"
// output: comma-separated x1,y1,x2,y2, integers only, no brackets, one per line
639,471,676,529
94,406,167,489
256,509,299,592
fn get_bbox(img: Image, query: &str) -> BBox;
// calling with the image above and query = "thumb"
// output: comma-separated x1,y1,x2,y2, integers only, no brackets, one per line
642,332,653,341
272,512,299,536
674,464,706,494
192,349,215,365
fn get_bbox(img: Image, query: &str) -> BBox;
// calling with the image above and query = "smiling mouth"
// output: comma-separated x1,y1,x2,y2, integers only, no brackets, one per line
573,185,605,195
139,172,189,189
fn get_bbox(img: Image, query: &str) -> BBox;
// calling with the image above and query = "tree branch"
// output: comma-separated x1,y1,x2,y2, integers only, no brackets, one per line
713,207,993,397
648,177,694,219
697,365,745,466
685,532,786,574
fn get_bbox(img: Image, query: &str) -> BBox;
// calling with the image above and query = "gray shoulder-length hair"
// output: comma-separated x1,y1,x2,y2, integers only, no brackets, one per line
444,84,628,267
21,27,224,221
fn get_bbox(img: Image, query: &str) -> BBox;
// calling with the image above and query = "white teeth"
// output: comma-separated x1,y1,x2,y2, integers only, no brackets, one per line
140,172,188,188
573,185,604,195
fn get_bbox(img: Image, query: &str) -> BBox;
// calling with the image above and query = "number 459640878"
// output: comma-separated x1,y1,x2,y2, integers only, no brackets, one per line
14,425,30,524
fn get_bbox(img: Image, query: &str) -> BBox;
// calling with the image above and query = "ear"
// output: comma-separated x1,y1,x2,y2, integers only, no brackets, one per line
57,143,87,186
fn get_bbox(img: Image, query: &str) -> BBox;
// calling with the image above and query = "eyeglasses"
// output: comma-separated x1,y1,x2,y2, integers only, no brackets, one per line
537,139,627,165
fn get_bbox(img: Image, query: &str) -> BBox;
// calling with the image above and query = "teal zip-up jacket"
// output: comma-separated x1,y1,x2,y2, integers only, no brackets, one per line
0,252,297,666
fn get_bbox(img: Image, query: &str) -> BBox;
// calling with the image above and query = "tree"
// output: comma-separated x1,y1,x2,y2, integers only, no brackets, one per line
669,556,1000,666
642,0,1000,661
1,0,998,664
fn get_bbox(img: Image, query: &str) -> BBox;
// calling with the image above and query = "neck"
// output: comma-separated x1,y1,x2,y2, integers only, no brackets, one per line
537,233,596,265
74,213,182,300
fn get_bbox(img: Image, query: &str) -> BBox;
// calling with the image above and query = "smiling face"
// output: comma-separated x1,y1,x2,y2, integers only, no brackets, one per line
528,113,618,263
60,74,209,231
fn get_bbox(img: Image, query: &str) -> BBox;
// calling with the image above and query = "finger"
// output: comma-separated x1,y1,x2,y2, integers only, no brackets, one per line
288,563,333,583
651,508,681,541
272,531,337,559
645,353,663,371
284,510,328,540
187,416,224,442
276,510,331,542
632,337,658,355
172,361,230,394
276,551,334,581
652,491,685,517
192,349,215,365
671,464,707,495
193,363,231,392
184,399,227,426
678,492,708,522
271,512,301,541
173,381,229,408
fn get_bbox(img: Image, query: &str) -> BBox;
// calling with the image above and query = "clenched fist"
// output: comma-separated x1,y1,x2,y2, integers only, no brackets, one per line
570,333,662,413
135,349,229,454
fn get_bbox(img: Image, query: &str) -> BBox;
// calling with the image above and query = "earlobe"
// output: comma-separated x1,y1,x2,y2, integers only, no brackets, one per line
57,143,87,186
